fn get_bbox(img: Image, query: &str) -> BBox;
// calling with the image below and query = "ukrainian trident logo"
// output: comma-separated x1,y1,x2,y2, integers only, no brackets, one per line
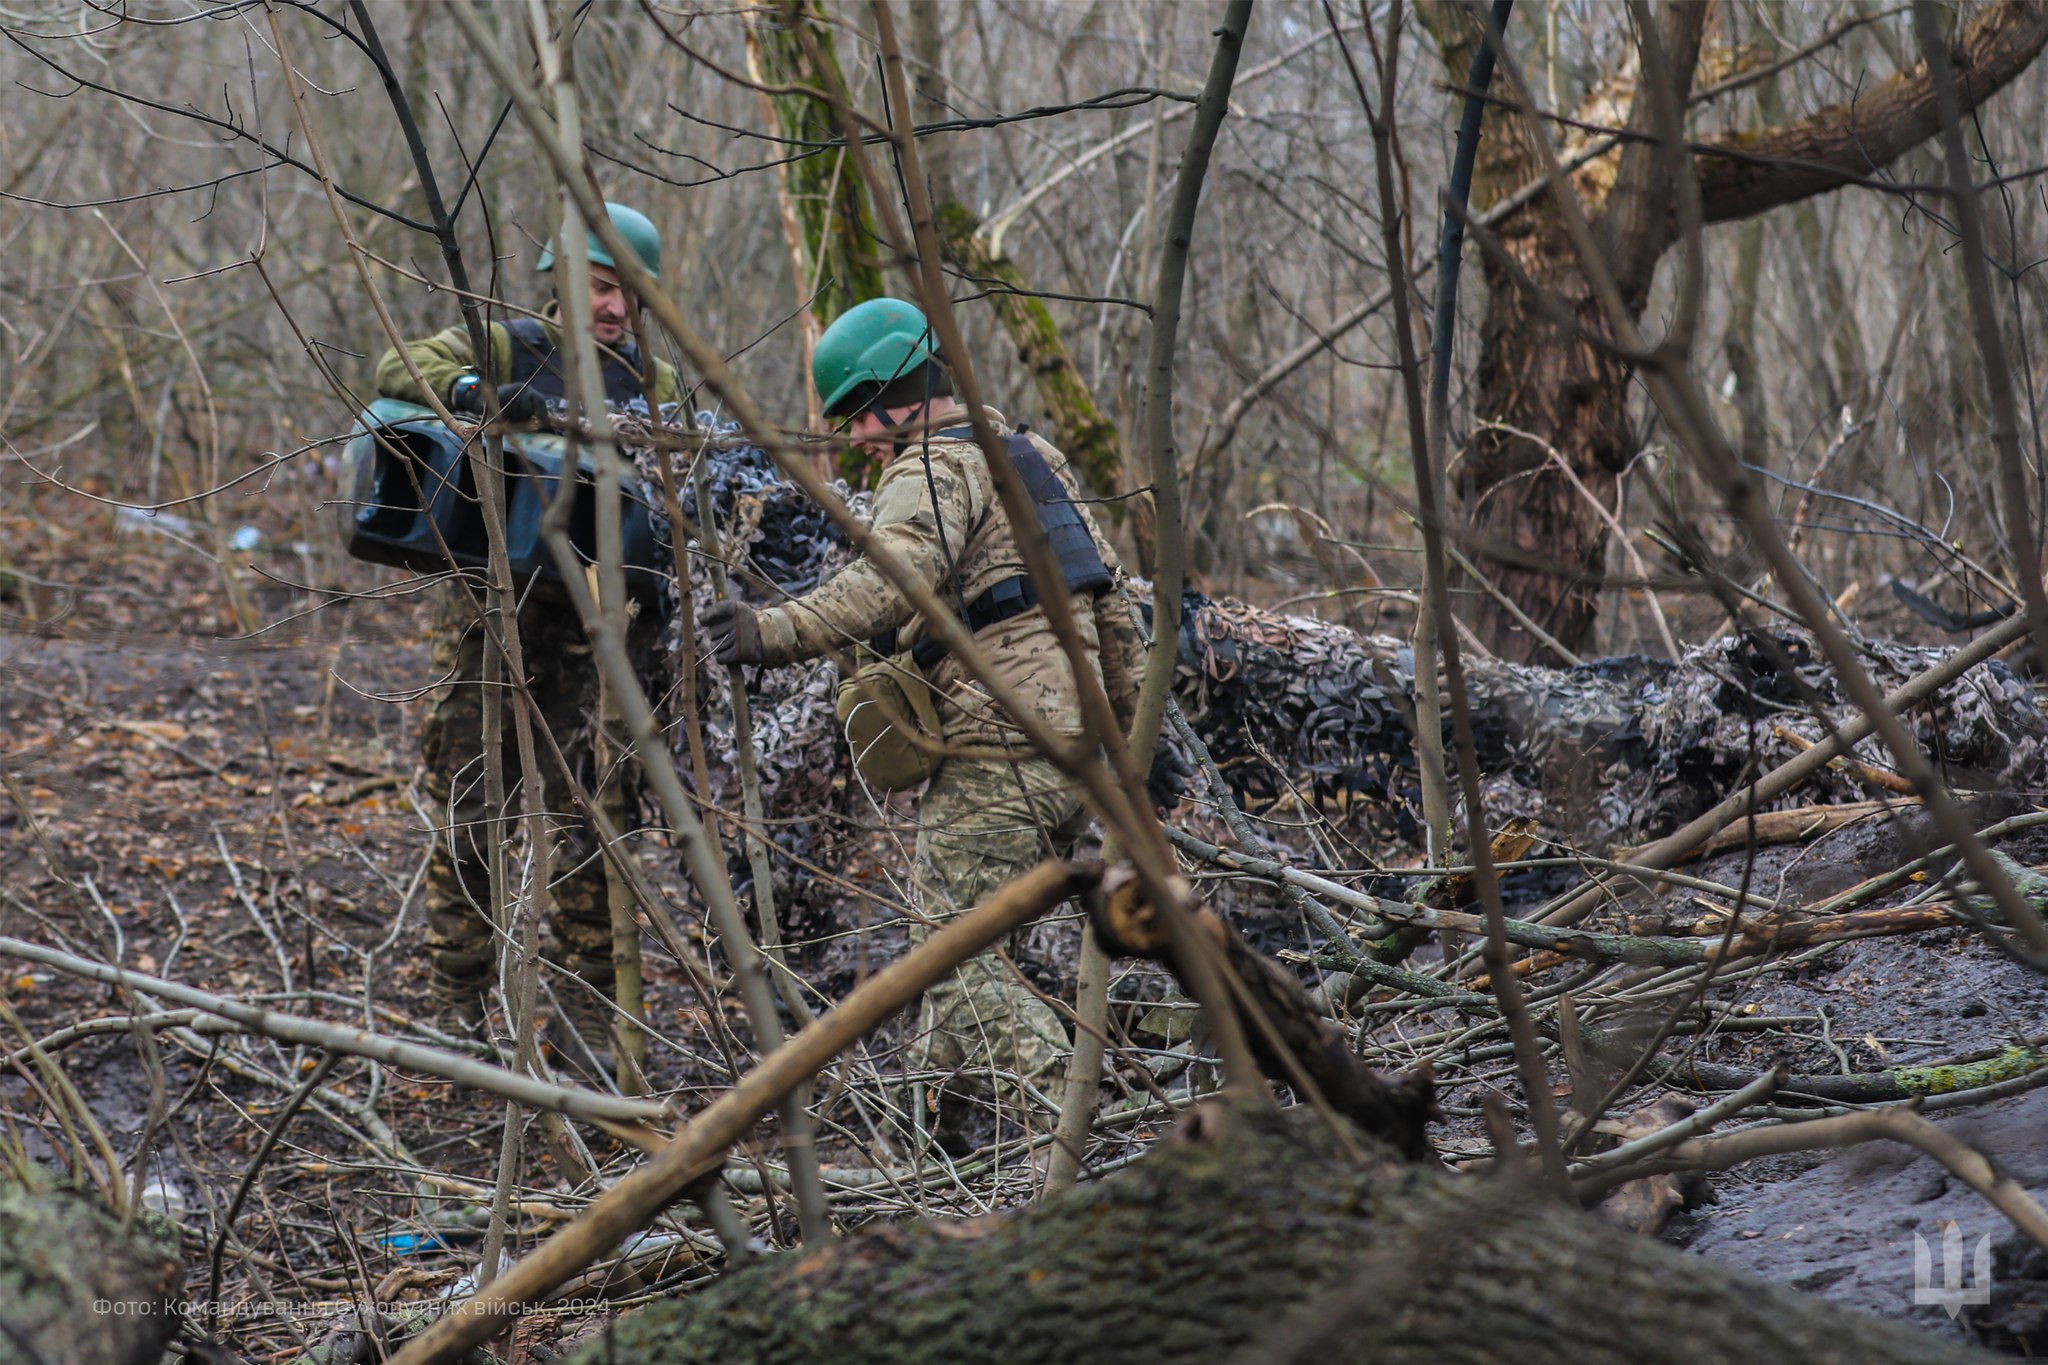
1913,1220,1992,1319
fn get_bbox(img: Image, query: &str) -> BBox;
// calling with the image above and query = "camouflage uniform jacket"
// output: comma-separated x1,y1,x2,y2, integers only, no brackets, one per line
374,309,682,409
754,405,1146,745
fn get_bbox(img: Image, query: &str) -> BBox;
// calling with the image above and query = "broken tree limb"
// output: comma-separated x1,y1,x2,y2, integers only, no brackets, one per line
1580,1093,1708,1237
1580,1101,2048,1259
1615,800,1905,862
1089,885,1436,1158
1167,830,1965,970
391,860,1105,1365
1569,1066,1786,1180
1772,725,1916,794
1648,1041,2048,1107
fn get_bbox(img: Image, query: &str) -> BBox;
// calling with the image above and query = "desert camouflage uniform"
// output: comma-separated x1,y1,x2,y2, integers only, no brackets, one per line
753,405,1146,1096
912,756,1091,1088
378,318,675,1018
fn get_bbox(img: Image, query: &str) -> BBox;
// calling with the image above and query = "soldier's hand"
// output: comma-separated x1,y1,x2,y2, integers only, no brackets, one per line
701,599,763,666
1145,742,1194,815
492,384,548,424
446,377,547,424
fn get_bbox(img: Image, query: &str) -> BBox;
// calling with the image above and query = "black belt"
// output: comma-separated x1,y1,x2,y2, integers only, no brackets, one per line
908,574,1042,669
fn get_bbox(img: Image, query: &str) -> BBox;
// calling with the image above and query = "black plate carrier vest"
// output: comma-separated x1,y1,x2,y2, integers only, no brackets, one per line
503,317,650,405
905,429,1113,668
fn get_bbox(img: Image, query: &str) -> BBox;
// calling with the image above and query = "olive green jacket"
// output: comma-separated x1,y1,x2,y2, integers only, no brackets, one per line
373,313,682,409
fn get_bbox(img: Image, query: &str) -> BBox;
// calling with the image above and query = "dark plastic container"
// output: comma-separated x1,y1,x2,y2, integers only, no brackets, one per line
338,399,666,602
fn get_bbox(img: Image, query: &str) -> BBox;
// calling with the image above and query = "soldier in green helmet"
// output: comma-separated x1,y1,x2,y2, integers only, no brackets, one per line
375,202,682,418
374,201,681,1064
703,297,1178,1147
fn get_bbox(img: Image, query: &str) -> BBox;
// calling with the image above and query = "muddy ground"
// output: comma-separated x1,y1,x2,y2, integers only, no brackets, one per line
2,503,2046,1358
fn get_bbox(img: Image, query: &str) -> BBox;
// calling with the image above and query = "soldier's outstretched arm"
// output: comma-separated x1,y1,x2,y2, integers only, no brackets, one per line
373,323,511,406
755,447,978,667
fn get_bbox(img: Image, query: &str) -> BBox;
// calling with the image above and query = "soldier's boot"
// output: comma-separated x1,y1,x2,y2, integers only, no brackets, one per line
424,861,497,1046
430,986,488,1044
543,862,622,1076
929,1087,980,1159
546,980,618,1077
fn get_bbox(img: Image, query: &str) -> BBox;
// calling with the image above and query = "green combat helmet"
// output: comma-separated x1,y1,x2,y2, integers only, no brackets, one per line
813,297,939,418
539,201,662,281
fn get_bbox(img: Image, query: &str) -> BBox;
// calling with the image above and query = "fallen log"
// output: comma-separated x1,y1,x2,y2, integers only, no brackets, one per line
632,441,2048,882
568,1101,1989,1365
0,1177,183,1365
1088,877,1437,1158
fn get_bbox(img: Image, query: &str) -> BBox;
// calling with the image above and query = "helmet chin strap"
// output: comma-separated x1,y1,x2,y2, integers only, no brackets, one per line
864,396,935,456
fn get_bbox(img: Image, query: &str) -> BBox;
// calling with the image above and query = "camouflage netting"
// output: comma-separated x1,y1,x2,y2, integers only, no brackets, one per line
1459,632,2048,848
626,429,870,944
622,426,2048,917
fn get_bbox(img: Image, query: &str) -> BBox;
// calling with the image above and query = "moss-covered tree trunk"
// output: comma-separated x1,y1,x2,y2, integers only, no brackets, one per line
758,4,1140,546
0,1178,184,1365
747,2,889,478
571,1104,1987,1365
747,4,887,326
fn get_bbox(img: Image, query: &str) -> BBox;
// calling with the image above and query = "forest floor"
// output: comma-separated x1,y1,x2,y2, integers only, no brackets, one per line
2,500,2046,1358
1661,836,2048,1349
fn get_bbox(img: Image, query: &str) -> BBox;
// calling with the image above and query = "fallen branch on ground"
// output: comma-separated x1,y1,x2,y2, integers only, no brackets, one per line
1576,1100,2048,1257
0,937,669,1138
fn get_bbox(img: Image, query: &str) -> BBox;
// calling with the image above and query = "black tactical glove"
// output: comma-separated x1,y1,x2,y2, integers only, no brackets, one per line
447,376,547,424
701,599,763,666
1145,742,1195,814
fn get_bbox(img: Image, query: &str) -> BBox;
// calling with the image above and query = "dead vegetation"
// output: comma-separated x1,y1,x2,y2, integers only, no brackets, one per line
2,2,2048,1363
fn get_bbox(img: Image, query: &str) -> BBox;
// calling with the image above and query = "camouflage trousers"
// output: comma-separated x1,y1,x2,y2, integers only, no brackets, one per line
911,754,1089,1099
419,581,649,1006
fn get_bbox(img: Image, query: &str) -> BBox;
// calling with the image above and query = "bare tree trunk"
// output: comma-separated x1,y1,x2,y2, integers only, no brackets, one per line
1459,251,1636,663
1722,219,1768,467
1416,0,2048,663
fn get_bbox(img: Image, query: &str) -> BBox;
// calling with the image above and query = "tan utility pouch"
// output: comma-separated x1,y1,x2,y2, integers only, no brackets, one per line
835,648,945,791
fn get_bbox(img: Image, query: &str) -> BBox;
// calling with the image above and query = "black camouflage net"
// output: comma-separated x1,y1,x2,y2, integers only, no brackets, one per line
614,421,2048,929
1174,599,2048,853
624,425,865,946
1161,588,1423,840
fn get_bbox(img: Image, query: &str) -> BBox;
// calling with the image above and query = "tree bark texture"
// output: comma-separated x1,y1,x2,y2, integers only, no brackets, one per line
1416,0,2048,662
566,1103,1988,1365
748,4,888,325
0,1178,183,1365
